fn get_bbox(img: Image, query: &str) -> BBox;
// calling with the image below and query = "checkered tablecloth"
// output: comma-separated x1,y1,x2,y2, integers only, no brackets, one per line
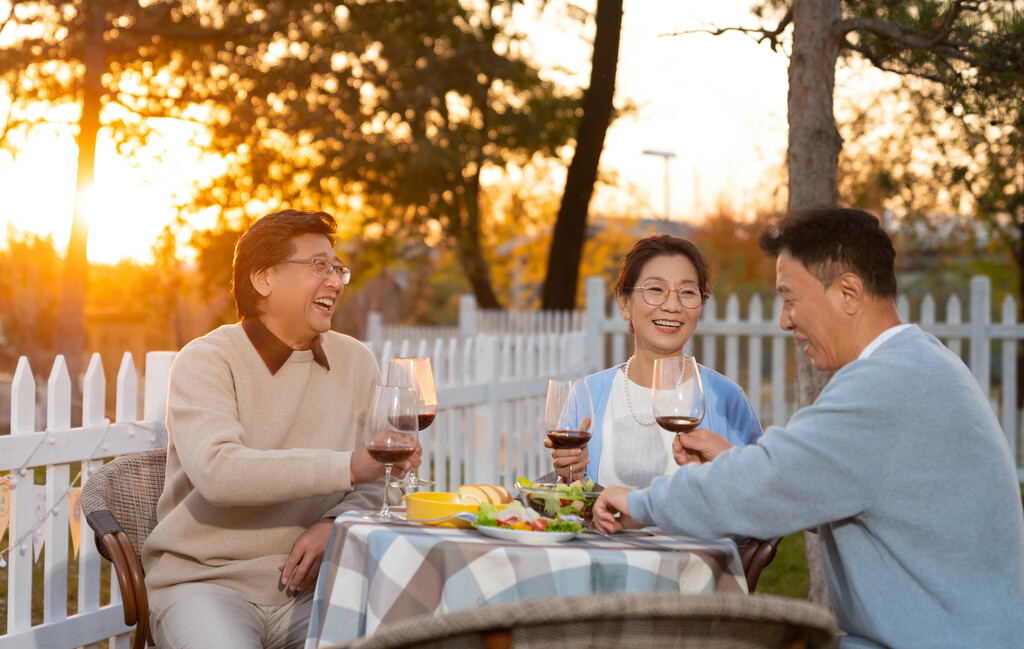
304,511,746,648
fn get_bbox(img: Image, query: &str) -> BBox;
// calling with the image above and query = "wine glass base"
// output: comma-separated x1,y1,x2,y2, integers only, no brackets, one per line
390,475,436,489
361,510,404,522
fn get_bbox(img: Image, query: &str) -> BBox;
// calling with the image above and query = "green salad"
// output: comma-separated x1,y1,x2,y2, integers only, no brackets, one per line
516,476,601,518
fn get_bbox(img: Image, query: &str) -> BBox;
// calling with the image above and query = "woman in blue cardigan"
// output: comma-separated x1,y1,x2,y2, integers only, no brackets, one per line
549,234,763,487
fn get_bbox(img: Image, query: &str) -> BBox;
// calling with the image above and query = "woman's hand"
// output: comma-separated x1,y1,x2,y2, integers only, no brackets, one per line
592,486,642,533
543,416,592,482
672,429,733,466
543,439,589,482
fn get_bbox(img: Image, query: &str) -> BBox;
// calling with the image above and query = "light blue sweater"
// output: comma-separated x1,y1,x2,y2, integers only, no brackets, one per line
581,363,763,484
628,326,1024,647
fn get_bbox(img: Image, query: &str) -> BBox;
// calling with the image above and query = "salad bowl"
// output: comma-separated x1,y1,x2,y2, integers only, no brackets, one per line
515,477,604,521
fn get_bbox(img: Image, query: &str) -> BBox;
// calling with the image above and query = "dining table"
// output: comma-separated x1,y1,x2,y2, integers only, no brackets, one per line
303,511,748,649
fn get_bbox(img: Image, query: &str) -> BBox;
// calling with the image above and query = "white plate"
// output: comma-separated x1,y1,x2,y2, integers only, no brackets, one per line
473,524,578,544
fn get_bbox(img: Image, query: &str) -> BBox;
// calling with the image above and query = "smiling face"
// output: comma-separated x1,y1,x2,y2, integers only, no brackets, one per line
775,250,855,372
618,253,702,359
251,232,345,349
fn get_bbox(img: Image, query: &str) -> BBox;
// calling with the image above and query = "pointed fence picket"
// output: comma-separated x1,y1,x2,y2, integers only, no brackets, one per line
1,351,173,649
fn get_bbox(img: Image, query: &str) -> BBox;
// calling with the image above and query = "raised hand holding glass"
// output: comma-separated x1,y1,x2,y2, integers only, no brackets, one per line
545,378,594,483
362,385,418,521
651,356,705,435
386,357,437,489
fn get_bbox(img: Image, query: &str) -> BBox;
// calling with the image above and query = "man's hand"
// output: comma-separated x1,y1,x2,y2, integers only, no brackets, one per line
592,485,642,533
673,429,734,466
350,444,423,484
279,518,334,593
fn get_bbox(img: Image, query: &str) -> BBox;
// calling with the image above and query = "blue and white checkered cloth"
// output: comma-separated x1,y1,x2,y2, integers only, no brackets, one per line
304,512,746,648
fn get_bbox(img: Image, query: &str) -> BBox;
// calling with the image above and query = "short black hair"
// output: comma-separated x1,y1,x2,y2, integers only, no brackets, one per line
758,207,897,298
232,209,338,318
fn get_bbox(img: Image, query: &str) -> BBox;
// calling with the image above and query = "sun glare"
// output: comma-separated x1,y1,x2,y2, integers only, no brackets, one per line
0,119,224,265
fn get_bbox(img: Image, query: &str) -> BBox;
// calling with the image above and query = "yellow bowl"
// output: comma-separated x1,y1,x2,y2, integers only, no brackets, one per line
402,492,478,528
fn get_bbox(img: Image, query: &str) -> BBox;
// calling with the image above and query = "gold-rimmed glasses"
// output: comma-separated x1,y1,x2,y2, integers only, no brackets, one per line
280,258,351,284
631,282,703,309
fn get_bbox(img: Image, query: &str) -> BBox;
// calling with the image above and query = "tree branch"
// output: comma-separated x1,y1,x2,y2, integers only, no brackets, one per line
835,5,1022,74
842,41,947,84
660,7,793,53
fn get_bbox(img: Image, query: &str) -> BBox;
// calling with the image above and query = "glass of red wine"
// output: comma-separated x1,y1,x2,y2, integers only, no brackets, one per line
362,385,419,521
651,355,705,436
387,357,437,489
544,378,594,484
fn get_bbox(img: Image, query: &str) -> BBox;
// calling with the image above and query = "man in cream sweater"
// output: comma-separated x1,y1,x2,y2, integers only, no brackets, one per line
142,209,419,648
594,207,1024,648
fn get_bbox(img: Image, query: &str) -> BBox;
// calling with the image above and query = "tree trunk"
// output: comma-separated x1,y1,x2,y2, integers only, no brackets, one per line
541,0,623,310
56,6,104,409
787,0,843,610
457,174,501,309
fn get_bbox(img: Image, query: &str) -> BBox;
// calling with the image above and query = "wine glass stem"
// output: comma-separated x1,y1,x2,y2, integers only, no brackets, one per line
568,464,575,483
381,464,393,517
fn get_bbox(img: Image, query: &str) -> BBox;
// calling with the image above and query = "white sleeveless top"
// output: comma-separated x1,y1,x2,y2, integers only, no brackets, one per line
597,370,679,488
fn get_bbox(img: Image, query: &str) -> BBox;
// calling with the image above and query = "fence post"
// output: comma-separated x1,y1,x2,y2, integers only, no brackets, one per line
144,352,176,444
458,294,477,338
471,334,498,484
585,276,605,373
969,276,991,395
366,311,383,351
8,357,37,633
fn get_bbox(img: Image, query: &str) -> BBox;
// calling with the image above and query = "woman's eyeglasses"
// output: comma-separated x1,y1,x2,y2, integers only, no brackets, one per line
631,282,703,309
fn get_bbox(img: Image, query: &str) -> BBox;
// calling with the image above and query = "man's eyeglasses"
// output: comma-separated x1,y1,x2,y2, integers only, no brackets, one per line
631,282,703,309
280,259,351,285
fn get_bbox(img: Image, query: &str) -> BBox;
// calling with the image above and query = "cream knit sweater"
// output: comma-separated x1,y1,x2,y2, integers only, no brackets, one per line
142,323,384,605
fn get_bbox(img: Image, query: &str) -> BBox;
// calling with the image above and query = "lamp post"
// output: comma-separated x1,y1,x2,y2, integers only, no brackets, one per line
642,149,677,220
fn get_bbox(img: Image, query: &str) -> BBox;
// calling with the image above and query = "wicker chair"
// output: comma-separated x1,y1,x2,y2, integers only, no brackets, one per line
326,592,837,649
81,447,167,649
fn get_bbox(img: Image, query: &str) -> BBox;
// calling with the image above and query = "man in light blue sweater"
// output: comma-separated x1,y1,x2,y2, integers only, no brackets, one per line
594,207,1024,648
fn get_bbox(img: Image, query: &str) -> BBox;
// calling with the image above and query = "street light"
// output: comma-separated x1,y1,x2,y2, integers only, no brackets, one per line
642,149,677,220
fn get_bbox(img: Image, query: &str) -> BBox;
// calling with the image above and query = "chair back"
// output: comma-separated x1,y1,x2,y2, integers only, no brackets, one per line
81,447,167,565
335,592,837,649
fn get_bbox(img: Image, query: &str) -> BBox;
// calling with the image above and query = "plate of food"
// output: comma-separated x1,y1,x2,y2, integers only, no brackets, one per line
515,476,604,520
473,502,581,544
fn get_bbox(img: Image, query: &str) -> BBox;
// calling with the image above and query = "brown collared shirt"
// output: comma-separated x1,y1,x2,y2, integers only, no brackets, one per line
241,317,330,375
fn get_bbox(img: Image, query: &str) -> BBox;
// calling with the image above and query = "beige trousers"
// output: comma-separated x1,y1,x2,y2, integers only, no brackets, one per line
149,582,315,649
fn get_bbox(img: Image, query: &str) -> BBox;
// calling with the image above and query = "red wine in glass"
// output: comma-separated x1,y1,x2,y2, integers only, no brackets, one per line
544,378,594,483
417,412,436,430
387,357,438,488
546,429,593,449
366,445,416,464
654,416,701,434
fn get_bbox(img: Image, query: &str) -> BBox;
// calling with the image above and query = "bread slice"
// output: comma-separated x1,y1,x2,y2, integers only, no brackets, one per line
457,484,490,505
492,485,513,504
477,484,502,504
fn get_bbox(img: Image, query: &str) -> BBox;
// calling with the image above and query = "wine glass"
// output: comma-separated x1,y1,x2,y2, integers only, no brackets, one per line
362,385,419,521
387,357,437,489
544,378,594,484
651,355,705,435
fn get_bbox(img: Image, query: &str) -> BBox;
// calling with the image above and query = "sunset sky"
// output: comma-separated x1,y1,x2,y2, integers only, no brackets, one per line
0,1,807,264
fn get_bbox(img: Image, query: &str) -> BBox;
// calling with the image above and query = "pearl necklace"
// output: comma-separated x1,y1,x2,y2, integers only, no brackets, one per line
622,355,656,427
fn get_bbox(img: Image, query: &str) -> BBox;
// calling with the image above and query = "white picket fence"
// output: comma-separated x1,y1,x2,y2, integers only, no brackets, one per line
0,352,174,648
2,274,1024,648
